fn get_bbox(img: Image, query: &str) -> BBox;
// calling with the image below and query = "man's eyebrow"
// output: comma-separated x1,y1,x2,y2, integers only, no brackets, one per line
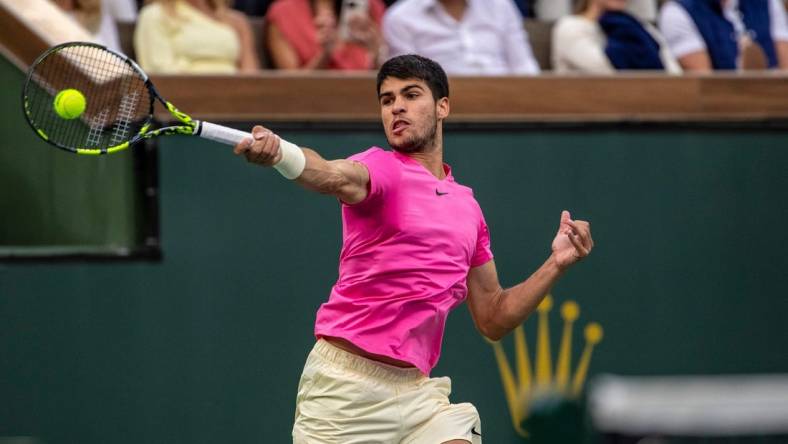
378,84,425,99
400,84,425,93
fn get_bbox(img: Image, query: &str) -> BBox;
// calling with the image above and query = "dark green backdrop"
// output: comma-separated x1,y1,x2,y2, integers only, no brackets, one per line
0,55,142,256
2,55,788,443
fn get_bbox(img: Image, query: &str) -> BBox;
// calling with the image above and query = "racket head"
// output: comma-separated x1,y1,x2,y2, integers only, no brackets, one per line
22,42,156,155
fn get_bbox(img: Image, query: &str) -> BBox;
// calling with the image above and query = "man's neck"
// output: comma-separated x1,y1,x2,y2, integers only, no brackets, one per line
438,0,467,22
403,135,445,180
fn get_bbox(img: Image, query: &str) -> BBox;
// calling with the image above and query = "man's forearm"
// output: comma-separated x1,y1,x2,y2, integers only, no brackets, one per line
490,255,565,339
294,148,347,195
293,148,368,204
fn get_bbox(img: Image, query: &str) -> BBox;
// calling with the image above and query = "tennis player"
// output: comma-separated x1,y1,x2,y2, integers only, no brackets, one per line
234,54,594,444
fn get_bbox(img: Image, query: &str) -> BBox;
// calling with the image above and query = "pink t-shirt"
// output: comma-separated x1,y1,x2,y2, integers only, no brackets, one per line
314,147,493,375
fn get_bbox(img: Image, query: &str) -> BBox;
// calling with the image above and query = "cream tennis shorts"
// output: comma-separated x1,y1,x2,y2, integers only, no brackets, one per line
292,339,482,444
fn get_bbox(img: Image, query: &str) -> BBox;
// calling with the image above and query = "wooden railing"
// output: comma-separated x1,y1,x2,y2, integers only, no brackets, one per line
150,73,788,123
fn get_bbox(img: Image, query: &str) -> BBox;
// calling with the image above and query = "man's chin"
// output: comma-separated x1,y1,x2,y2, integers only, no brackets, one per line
391,144,421,153
388,137,420,153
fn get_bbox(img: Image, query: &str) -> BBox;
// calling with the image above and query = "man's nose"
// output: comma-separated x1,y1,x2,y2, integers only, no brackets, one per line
391,97,406,114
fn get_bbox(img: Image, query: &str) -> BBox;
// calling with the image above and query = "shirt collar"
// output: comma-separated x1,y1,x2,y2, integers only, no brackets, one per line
393,150,454,182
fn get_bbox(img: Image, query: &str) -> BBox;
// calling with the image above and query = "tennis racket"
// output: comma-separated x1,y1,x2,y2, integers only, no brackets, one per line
22,41,249,155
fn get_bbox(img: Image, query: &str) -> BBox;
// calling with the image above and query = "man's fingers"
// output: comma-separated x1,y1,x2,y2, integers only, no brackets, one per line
243,133,281,165
270,135,283,163
252,125,270,136
561,210,571,225
565,220,591,248
567,232,589,257
236,127,283,167
234,137,253,155
575,220,594,249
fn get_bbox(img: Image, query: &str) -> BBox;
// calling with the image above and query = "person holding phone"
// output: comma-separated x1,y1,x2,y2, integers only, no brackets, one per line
265,0,387,69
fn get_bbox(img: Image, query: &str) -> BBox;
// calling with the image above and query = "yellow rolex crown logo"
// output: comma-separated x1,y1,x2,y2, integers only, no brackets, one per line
488,295,603,437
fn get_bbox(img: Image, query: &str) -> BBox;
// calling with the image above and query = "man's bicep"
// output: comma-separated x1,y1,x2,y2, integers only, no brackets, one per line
331,159,370,205
467,260,501,309
294,149,369,202
466,259,503,337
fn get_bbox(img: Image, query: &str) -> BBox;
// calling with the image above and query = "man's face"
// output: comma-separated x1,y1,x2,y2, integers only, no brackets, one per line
378,77,448,153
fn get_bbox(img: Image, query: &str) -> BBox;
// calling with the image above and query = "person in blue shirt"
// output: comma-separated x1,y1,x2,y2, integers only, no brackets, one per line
659,0,788,71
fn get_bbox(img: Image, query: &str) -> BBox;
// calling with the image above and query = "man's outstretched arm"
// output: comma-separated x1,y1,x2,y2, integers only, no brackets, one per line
233,125,369,204
466,211,593,341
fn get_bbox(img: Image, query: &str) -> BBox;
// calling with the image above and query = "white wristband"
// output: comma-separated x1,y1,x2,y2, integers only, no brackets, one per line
273,139,306,179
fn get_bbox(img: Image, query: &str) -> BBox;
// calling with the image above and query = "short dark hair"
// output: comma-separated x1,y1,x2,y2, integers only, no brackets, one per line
376,55,449,101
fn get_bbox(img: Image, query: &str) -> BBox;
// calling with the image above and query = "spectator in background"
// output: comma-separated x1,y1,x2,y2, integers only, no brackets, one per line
659,0,788,71
52,0,124,52
552,0,681,74
105,0,138,23
383,0,541,75
513,0,536,17
134,0,259,73
534,0,657,22
265,0,386,70
553,0,680,73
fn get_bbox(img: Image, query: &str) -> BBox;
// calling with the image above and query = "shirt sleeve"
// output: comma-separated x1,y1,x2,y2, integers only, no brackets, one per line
471,212,493,267
770,0,788,42
501,0,541,74
658,1,708,58
346,148,399,207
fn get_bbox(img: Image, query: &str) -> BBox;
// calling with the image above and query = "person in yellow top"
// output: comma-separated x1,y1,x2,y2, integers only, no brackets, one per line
134,0,259,74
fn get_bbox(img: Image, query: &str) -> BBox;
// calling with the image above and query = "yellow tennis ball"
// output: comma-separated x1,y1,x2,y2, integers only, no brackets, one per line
53,88,86,120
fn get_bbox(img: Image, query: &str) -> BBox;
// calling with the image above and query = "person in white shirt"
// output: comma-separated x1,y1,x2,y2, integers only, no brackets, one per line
535,0,657,21
382,0,541,75
52,0,124,53
552,0,680,74
104,0,138,24
659,0,788,71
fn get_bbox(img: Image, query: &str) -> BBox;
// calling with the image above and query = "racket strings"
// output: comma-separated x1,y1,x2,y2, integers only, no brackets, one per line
24,43,152,151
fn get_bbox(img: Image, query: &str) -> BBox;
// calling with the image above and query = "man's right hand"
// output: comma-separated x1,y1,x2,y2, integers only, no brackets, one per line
234,125,283,167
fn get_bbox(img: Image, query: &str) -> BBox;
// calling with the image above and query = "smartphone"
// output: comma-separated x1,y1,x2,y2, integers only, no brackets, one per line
338,0,369,42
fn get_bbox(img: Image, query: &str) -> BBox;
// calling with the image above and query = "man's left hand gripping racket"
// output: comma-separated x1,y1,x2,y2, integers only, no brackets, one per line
22,41,249,155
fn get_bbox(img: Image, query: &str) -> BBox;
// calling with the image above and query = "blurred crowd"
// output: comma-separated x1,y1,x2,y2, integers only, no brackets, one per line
54,0,788,74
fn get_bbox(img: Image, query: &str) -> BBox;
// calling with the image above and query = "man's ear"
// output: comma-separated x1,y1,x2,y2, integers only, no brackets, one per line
436,97,450,120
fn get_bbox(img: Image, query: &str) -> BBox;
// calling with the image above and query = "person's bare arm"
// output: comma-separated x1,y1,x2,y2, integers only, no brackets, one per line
233,126,369,204
466,211,593,341
777,41,788,69
227,10,260,72
677,50,713,72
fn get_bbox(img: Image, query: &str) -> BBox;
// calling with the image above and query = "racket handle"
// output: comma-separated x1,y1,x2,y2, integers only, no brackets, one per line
196,121,249,146
196,121,306,178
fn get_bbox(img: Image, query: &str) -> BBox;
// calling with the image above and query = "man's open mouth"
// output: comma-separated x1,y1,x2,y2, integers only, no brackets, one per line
392,120,410,135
